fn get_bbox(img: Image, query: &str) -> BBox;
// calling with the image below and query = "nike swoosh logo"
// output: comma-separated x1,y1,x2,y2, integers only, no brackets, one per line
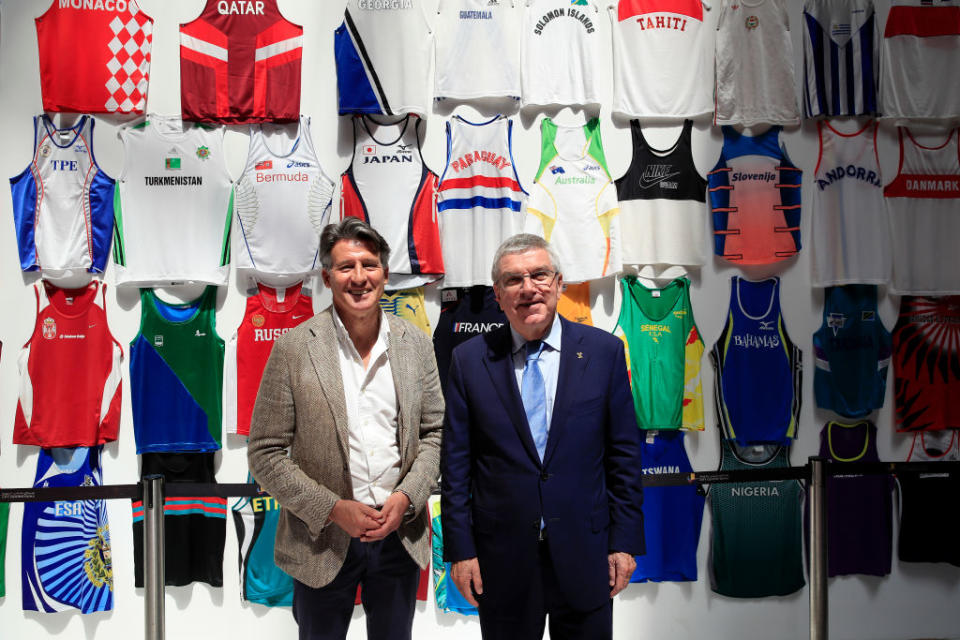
292,315,307,319
639,171,682,190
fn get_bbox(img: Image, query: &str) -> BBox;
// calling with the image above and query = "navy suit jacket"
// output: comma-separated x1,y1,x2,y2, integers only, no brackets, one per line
440,317,644,612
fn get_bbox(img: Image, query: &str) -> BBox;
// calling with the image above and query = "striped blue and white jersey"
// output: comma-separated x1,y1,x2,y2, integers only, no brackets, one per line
803,0,879,118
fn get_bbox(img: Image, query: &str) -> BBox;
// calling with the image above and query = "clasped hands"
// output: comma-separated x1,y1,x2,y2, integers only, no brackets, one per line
329,491,411,542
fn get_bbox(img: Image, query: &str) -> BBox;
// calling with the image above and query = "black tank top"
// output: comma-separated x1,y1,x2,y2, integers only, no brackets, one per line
615,119,706,203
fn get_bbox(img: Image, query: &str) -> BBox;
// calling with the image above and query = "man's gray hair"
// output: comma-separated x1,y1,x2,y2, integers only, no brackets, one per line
319,218,391,270
490,234,563,284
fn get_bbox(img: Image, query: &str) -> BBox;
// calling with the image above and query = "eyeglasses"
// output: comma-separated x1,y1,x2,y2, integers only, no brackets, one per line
498,269,558,290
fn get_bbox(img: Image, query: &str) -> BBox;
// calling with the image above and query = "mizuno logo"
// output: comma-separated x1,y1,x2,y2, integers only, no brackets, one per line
396,144,412,153
758,320,775,331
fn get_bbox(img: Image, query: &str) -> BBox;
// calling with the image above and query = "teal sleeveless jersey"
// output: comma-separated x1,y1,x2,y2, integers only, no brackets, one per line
709,438,805,598
614,276,704,431
0,501,8,598
232,474,293,607
430,497,478,616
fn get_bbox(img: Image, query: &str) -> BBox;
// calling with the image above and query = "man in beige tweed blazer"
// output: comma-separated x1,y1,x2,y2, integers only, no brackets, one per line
247,218,443,640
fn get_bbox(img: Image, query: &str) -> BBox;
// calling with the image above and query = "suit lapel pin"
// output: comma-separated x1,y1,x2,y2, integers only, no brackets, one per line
577,352,583,359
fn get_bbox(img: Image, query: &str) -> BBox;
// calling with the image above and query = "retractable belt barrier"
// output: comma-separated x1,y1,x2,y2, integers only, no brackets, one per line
3,458,960,640
4,460,957,503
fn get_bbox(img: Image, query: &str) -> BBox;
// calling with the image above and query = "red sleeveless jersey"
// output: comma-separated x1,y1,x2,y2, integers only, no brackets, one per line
180,0,303,124
36,0,153,114
226,282,313,436
14,281,123,448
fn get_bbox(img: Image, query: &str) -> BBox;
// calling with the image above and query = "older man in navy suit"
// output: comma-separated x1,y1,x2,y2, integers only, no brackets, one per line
440,234,644,640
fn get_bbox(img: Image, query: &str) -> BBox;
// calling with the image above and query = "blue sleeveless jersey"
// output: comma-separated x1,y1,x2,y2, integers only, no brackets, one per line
711,277,802,446
22,447,113,613
430,498,478,616
232,474,293,607
631,431,704,583
813,285,891,418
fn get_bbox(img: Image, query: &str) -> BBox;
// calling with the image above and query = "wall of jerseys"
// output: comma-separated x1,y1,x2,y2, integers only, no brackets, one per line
0,0,958,638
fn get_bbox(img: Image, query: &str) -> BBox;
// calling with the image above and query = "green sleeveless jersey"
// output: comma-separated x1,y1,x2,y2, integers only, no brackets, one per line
130,286,224,452
0,501,8,597
614,276,704,430
709,439,805,598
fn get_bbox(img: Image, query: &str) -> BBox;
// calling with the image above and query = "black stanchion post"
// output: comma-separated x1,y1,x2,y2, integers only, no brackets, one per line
143,474,165,640
809,457,828,640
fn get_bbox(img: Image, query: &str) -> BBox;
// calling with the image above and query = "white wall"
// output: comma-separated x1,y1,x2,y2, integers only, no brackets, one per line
0,0,958,638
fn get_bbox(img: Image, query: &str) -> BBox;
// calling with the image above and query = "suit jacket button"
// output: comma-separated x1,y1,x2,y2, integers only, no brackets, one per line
541,472,550,481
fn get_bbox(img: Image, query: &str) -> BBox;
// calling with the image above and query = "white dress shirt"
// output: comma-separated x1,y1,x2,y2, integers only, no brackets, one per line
332,308,401,507
510,314,563,430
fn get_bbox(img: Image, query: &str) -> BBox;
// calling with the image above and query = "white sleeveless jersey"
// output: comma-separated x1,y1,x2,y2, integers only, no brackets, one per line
521,0,604,108
335,0,433,116
714,0,800,126
802,0,880,119
615,119,707,276
524,117,621,283
233,116,333,285
434,0,521,101
908,430,960,463
884,128,960,295
437,115,527,287
811,121,890,287
114,116,233,287
610,0,714,119
880,0,960,122
10,115,115,280
340,116,444,291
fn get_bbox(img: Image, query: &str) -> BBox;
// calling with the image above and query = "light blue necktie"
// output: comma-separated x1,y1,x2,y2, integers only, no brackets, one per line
521,340,548,461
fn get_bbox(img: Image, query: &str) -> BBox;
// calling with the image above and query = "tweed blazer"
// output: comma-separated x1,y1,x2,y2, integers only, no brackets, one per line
247,306,444,589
